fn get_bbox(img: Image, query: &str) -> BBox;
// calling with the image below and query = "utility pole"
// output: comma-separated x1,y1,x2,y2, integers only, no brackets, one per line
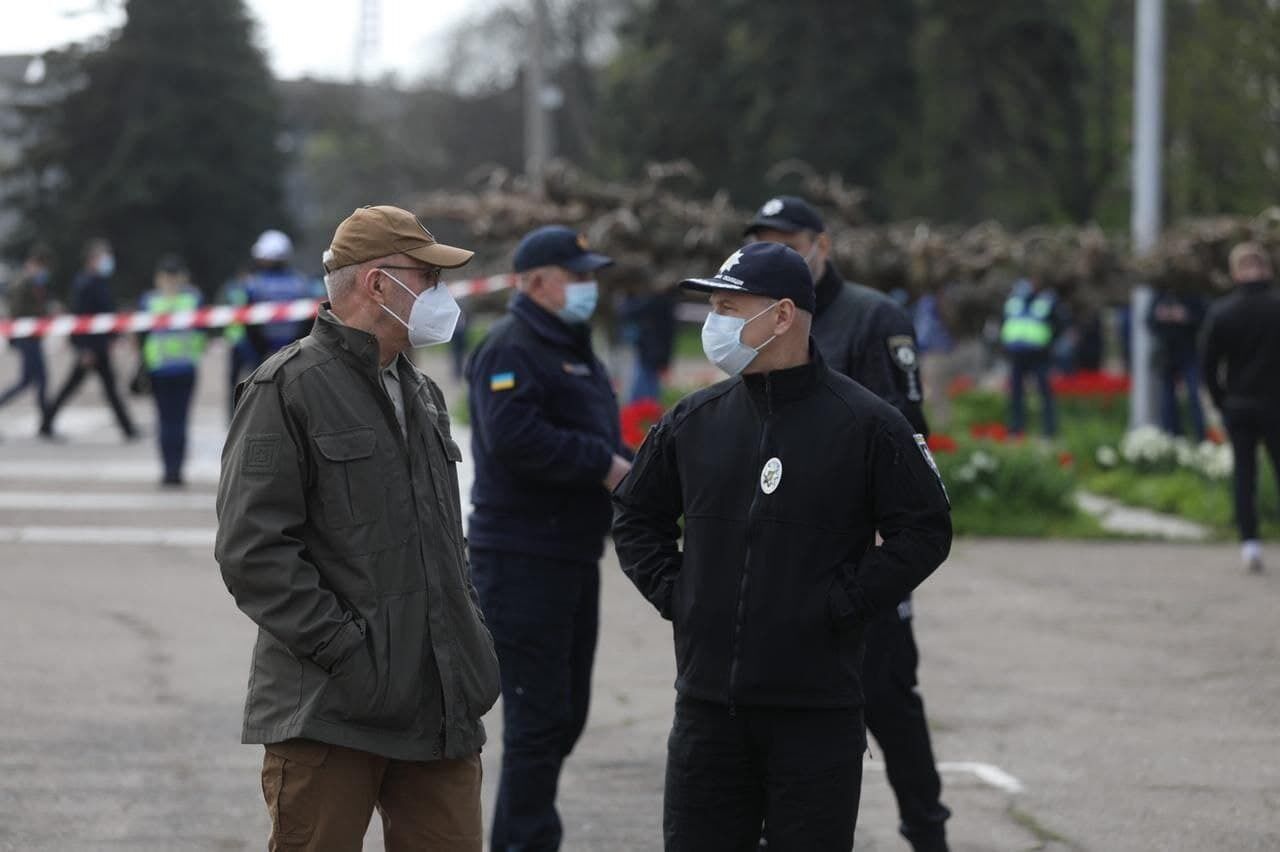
524,0,552,193
1129,0,1165,429
354,0,381,84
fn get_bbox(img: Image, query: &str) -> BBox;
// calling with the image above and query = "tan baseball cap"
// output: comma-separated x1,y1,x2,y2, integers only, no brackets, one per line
324,205,474,273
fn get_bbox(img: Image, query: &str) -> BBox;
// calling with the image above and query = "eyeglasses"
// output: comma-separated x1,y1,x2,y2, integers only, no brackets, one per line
378,265,442,288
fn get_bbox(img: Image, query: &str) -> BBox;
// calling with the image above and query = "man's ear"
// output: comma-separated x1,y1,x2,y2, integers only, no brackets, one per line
774,299,798,335
363,266,385,301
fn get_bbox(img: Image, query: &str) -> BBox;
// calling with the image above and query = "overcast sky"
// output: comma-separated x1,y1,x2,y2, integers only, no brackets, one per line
0,0,487,81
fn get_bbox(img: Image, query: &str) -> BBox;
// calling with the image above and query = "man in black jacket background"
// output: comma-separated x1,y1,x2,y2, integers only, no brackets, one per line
40,237,137,441
746,197,952,851
1201,241,1280,574
613,242,952,851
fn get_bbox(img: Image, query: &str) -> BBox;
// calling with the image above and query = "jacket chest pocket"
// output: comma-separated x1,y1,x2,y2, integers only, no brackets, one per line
313,427,382,529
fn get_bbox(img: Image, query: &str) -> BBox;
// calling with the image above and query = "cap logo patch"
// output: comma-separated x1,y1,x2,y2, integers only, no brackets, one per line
761,198,784,216
576,233,590,251
720,249,745,274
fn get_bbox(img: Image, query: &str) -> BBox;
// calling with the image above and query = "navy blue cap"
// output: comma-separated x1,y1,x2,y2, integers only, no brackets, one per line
513,225,614,274
743,195,826,237
680,242,816,313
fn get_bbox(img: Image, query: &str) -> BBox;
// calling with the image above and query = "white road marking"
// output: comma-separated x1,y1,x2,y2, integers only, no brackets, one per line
0,460,222,485
0,492,214,511
0,525,214,547
867,759,1026,794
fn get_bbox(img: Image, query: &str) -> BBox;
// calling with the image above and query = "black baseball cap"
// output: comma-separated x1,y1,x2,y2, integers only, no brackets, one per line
680,242,816,313
513,225,614,274
743,195,826,237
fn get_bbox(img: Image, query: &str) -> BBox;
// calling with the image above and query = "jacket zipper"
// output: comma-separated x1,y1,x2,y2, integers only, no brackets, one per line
728,374,773,714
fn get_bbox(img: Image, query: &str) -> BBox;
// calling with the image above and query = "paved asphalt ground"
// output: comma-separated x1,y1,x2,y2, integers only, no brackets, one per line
1,342,1278,851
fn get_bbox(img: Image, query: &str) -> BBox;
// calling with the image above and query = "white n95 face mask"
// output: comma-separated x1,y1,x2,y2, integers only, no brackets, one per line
701,301,779,376
380,270,460,347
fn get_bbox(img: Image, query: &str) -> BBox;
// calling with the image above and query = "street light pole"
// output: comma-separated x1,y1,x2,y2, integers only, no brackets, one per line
524,0,552,194
1130,0,1165,429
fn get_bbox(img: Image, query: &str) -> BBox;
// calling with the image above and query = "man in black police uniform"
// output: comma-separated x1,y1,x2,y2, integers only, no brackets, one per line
746,196,951,851
466,225,632,850
613,242,952,851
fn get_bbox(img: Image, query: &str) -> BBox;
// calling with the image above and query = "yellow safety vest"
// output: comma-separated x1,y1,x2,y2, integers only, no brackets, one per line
143,288,205,371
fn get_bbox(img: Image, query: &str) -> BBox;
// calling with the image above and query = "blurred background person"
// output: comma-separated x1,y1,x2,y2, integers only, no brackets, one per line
217,265,254,421
1147,284,1207,441
240,229,310,374
0,243,54,426
619,285,676,403
1201,242,1280,574
40,238,137,442
1000,276,1061,438
137,254,204,486
914,288,956,428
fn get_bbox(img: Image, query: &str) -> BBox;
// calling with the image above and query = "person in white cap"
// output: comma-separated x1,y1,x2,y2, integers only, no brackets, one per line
241,229,312,373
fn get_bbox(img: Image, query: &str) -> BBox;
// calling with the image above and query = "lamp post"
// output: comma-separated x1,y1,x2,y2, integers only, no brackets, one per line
1129,0,1165,429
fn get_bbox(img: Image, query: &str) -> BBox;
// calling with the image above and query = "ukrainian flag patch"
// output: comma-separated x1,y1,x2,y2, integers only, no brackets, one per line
490,372,516,392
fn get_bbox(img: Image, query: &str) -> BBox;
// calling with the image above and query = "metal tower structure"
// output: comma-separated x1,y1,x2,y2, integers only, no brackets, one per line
354,0,381,83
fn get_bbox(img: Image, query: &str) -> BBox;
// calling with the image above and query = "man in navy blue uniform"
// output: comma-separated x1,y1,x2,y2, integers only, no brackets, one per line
466,225,631,850
241,229,312,371
746,197,951,852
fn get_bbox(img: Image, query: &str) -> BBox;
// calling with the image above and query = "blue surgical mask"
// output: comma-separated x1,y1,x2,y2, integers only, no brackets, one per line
558,281,598,324
701,301,779,376
96,254,116,277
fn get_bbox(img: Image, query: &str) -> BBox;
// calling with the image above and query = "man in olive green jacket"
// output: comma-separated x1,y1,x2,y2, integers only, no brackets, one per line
216,205,501,852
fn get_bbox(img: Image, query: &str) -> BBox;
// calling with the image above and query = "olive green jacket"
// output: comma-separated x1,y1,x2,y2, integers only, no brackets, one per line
215,307,500,761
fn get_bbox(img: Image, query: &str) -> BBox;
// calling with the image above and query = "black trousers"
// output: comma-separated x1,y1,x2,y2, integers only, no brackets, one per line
664,697,864,852
1225,408,1280,541
42,347,136,437
150,370,196,482
469,548,599,852
863,603,950,851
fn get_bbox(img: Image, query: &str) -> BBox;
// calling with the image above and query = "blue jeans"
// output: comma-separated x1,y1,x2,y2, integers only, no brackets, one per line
151,370,196,482
1008,352,1056,437
1158,356,1205,441
0,337,47,415
629,361,662,403
469,549,599,851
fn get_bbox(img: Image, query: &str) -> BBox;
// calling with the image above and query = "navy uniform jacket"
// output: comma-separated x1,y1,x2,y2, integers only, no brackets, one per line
69,272,117,356
466,293,624,563
811,263,928,436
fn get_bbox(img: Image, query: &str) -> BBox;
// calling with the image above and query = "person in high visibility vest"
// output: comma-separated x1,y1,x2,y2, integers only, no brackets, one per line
139,254,205,486
1000,277,1060,436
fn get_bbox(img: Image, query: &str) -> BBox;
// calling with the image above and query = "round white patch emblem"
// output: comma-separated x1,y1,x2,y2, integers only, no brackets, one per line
761,198,784,216
760,457,783,494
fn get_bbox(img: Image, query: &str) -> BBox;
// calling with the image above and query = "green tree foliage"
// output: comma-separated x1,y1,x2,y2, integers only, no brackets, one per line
6,0,286,297
895,0,1129,226
601,0,1280,228
600,0,917,207
1164,0,1280,220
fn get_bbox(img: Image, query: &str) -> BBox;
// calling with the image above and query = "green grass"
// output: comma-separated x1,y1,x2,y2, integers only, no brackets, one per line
1085,465,1280,539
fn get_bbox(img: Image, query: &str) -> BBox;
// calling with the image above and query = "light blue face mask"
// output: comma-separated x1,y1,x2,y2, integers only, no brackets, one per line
558,281,598,324
701,301,779,376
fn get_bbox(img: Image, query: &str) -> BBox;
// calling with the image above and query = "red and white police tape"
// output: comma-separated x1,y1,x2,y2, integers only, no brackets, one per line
0,274,519,341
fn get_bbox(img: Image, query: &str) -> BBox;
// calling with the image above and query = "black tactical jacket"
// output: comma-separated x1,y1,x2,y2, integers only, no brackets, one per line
612,349,951,709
